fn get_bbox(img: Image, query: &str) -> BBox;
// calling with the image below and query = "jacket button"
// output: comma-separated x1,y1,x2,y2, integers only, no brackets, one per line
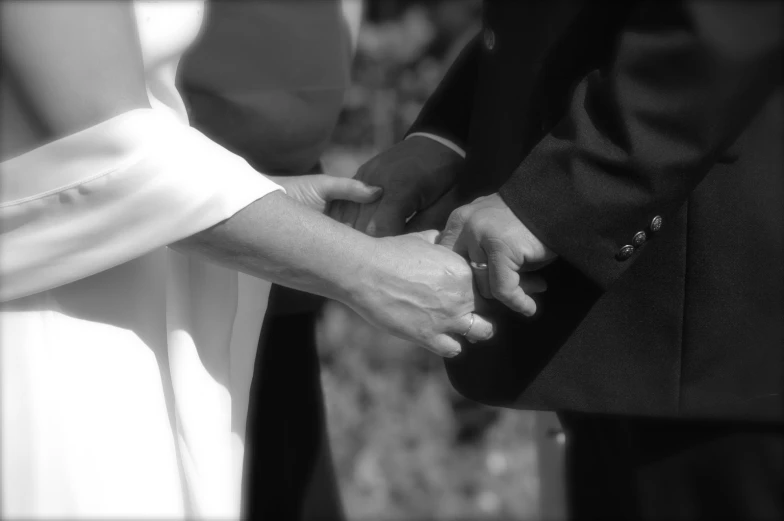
483,28,496,51
632,231,647,247
617,245,635,260
650,215,662,232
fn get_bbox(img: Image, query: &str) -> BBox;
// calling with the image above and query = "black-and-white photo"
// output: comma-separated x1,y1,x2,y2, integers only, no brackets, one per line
1,1,781,520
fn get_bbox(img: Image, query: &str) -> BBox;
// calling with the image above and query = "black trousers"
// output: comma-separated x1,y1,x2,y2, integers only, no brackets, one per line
243,286,345,521
559,412,783,521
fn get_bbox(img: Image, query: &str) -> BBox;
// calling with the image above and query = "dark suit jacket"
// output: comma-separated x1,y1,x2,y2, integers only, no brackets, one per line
409,0,783,421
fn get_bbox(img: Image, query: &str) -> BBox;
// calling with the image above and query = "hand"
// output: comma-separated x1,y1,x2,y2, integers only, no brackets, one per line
271,174,382,214
405,186,461,233
438,193,556,317
329,136,463,237
347,230,494,357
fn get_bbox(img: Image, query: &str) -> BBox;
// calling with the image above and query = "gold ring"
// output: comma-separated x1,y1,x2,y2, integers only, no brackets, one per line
461,313,476,337
470,261,488,270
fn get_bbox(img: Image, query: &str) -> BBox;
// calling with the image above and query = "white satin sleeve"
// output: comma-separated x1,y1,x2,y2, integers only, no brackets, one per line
0,108,283,302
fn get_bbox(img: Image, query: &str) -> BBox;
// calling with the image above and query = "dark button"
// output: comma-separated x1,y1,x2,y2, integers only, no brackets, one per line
650,215,663,233
617,245,635,260
483,28,496,51
632,231,647,247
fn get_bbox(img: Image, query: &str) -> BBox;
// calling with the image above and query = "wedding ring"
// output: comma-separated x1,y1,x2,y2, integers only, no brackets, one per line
461,313,476,337
470,261,489,270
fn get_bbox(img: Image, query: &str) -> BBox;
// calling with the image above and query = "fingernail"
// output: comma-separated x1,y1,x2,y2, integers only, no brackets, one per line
448,347,462,357
370,186,383,195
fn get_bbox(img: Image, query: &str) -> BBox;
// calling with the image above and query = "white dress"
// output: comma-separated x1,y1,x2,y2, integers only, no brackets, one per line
0,1,280,518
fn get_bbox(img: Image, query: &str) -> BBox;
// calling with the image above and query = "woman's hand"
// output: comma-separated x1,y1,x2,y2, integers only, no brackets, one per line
180,192,493,358
270,174,382,213
346,229,495,357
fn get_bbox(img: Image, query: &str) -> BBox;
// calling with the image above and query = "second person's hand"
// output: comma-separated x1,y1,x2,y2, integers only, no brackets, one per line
328,136,464,237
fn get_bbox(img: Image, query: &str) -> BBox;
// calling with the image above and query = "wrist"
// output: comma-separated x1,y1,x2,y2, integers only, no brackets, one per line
326,230,380,307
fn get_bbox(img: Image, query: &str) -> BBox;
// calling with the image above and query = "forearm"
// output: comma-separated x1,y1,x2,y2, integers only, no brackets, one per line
501,0,783,289
174,190,375,305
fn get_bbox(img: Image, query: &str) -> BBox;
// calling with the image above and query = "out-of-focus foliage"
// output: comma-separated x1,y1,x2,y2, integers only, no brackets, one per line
331,0,482,151
318,3,539,519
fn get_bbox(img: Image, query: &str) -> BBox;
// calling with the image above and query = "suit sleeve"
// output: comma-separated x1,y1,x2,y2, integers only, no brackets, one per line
405,35,481,151
499,0,783,290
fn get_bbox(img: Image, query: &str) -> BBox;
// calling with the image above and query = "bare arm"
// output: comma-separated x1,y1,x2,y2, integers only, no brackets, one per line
175,190,374,304
1,1,492,355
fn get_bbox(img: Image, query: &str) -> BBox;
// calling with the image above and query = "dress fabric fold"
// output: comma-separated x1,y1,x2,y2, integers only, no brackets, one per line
1,1,280,518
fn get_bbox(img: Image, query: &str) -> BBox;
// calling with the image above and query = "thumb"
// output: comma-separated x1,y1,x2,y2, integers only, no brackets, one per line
321,177,383,204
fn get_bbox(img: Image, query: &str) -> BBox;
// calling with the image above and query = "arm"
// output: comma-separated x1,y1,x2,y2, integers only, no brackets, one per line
499,0,783,290
174,191,490,358
0,1,491,355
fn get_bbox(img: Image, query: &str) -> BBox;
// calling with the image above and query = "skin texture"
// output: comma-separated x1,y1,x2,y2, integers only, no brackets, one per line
0,0,493,355
438,193,555,317
329,136,464,237
334,138,551,316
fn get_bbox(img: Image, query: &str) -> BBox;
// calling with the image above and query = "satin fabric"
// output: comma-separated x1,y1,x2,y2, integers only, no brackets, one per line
1,1,281,518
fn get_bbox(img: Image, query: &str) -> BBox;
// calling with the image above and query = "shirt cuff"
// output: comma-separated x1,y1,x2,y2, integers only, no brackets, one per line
406,132,466,159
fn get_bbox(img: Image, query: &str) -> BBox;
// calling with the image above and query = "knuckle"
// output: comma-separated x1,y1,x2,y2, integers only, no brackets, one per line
452,206,471,224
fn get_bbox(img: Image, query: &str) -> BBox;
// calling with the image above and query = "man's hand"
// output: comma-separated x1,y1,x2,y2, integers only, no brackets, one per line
329,136,463,237
438,193,557,317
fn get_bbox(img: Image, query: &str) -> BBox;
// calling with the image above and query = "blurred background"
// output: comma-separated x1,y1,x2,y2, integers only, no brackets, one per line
317,1,544,519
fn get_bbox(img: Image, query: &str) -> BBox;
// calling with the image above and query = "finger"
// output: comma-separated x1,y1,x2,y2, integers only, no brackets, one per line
488,258,538,316
329,199,362,228
325,199,342,221
424,333,463,358
437,205,472,249
457,313,495,344
322,177,383,204
468,242,493,300
519,272,547,294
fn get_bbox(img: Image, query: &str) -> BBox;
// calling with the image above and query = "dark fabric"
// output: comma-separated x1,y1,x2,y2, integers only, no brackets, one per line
180,1,351,174
411,0,783,421
243,305,345,521
559,413,784,521
404,35,481,151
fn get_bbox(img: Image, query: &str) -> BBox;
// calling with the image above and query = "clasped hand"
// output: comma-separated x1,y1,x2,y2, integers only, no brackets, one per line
437,193,555,317
271,169,494,357
327,137,555,356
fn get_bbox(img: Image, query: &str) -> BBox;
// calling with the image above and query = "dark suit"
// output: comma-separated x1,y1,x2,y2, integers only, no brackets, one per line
409,1,783,518
180,2,352,519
